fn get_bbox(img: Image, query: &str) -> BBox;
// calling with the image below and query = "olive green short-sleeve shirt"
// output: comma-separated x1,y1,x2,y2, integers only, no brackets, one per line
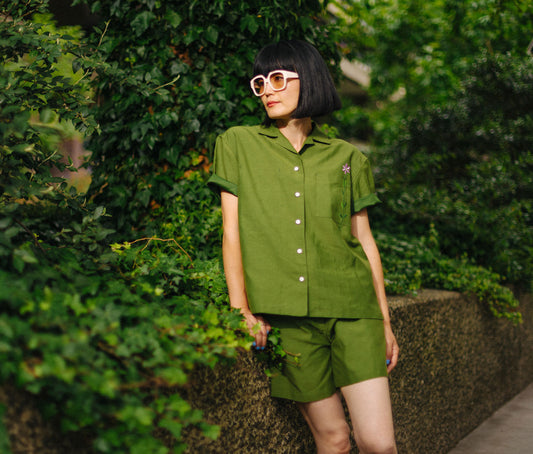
208,124,383,320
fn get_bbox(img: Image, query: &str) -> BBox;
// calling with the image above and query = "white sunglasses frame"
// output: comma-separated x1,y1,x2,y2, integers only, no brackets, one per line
250,70,299,96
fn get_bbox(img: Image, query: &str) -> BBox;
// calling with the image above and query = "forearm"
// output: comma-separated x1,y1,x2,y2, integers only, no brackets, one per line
360,236,391,324
352,209,398,369
222,231,251,313
220,191,251,314
351,209,391,323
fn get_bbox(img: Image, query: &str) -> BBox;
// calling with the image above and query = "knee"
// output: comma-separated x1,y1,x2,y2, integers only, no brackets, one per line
357,438,397,454
316,422,351,454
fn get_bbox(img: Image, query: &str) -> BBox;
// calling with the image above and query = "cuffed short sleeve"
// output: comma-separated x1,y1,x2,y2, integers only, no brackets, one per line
351,156,380,213
207,131,239,196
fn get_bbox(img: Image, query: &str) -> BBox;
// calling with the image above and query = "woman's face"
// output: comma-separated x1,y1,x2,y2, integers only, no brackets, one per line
260,76,300,121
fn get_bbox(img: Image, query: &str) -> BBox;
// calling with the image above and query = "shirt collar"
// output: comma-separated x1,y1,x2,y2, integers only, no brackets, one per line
257,122,332,146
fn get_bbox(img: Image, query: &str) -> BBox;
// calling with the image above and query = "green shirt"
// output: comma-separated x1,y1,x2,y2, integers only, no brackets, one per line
208,124,383,319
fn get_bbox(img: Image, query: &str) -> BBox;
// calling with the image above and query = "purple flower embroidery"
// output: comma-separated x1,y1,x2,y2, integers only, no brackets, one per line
339,164,350,224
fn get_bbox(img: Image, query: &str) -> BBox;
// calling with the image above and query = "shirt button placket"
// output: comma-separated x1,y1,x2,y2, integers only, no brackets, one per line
293,161,306,285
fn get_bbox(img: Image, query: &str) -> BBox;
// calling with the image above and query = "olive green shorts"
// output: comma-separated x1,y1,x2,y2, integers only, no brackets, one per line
268,316,387,403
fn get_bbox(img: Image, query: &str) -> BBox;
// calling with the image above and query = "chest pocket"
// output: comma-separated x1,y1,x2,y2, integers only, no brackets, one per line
311,175,351,225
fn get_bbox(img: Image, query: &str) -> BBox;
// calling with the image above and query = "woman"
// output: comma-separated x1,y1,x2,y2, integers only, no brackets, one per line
208,40,399,454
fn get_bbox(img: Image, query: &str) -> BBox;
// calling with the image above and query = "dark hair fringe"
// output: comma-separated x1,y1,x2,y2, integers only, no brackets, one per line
253,40,341,125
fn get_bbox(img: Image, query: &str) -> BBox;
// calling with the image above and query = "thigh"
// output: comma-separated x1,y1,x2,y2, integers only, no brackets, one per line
341,377,396,451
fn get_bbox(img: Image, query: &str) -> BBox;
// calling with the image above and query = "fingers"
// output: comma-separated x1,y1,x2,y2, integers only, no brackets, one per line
384,325,399,373
245,314,270,350
386,336,400,373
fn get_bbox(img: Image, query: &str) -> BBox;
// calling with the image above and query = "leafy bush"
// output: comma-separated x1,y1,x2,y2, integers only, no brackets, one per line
0,3,251,452
0,0,338,452
331,0,533,114
376,227,521,324
373,53,533,290
79,0,341,236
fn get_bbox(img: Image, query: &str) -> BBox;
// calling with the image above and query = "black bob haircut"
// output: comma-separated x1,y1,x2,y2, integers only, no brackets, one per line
252,40,342,124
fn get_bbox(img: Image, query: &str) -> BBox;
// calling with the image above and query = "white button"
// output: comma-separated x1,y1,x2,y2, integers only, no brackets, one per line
297,248,303,254
295,219,301,225
295,192,301,197
299,276,305,282
294,166,299,171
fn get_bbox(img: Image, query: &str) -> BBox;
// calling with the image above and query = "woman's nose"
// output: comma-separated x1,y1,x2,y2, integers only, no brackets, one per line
263,80,274,95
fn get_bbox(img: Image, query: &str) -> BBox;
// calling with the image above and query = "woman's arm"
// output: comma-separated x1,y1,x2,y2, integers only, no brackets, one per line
351,208,399,372
221,191,270,348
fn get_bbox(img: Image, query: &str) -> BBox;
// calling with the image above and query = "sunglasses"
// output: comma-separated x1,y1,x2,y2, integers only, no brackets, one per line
250,70,299,96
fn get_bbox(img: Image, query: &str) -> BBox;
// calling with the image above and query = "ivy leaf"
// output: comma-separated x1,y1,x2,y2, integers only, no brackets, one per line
158,418,183,438
240,15,259,35
199,422,220,440
131,11,156,36
205,25,218,44
164,10,182,28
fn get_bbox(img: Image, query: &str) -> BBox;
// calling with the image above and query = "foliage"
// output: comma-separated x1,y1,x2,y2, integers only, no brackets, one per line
330,1,531,299
377,227,521,324
373,53,533,291
0,2,254,452
332,0,533,110
0,0,336,452
77,0,341,236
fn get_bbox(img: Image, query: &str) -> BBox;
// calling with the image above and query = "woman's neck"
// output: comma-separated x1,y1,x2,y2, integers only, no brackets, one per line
276,117,313,153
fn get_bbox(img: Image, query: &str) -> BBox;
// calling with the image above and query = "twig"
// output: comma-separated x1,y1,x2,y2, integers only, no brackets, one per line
14,218,47,255
129,237,194,264
153,75,181,91
97,20,110,48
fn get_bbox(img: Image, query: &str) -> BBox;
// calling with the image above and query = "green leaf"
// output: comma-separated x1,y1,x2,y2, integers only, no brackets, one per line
131,11,156,35
205,26,219,44
240,15,259,35
165,10,182,27
200,422,220,440
0,404,12,454
158,418,183,438
39,108,54,123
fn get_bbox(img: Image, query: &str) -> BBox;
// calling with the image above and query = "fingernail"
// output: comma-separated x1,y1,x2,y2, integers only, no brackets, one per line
252,341,256,347
267,329,270,334
386,359,391,366
261,347,265,350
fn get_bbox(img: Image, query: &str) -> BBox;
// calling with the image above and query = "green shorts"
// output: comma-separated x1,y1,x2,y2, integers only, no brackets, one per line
268,316,387,403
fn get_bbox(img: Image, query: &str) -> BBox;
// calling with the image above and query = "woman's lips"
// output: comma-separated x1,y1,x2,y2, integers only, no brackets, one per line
266,101,279,107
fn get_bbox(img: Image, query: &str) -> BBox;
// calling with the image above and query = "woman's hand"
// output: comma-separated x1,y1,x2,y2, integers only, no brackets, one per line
384,322,399,373
242,311,271,350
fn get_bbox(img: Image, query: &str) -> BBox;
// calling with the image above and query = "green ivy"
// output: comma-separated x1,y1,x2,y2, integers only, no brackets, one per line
0,3,251,452
78,0,341,235
377,226,521,324
373,53,533,290
0,1,334,451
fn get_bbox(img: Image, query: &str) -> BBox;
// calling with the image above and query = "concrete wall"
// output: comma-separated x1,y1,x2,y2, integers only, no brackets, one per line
182,290,533,453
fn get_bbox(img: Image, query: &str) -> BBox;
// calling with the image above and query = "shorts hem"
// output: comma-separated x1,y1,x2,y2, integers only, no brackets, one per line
335,371,388,389
271,387,337,403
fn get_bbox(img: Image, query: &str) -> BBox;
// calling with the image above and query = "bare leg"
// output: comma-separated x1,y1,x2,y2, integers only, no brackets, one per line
341,377,397,454
297,392,352,454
